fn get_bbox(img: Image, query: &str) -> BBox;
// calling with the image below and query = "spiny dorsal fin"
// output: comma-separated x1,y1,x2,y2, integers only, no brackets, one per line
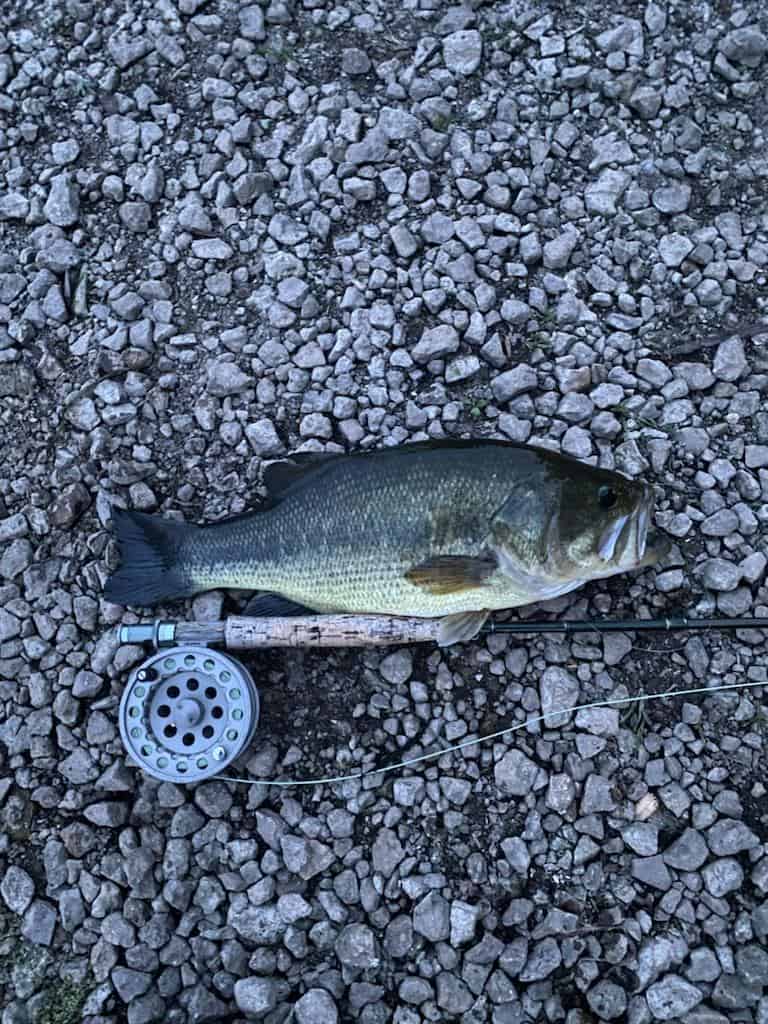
262,451,342,501
404,554,497,595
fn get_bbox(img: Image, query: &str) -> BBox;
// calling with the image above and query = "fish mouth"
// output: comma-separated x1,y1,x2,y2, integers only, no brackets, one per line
598,486,653,566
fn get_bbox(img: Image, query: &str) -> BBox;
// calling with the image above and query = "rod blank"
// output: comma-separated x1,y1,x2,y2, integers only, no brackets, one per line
120,614,767,651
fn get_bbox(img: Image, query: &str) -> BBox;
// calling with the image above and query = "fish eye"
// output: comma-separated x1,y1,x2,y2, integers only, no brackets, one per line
598,485,617,509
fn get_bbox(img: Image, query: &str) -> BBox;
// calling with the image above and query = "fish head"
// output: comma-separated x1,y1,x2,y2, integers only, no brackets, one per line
548,463,658,578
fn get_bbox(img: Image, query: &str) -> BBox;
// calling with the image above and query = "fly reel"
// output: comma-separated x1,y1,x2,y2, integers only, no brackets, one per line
119,645,259,783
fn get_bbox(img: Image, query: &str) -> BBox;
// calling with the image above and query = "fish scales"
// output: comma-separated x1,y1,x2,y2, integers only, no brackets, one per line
182,446,518,614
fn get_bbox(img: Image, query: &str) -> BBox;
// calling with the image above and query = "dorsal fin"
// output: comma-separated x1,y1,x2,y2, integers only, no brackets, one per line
262,451,341,500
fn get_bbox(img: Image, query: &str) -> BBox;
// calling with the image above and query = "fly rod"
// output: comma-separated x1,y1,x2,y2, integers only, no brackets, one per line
119,613,768,651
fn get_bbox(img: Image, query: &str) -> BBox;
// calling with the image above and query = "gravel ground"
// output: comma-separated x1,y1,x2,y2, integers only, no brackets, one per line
1,0,768,1021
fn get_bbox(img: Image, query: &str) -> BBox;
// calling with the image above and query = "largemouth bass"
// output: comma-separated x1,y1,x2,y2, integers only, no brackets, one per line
104,440,668,645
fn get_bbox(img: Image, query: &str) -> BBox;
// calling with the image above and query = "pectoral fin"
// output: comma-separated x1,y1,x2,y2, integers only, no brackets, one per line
405,555,497,595
437,610,490,647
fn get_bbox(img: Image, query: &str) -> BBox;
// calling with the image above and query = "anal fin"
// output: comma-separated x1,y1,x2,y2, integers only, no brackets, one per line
437,610,489,647
242,593,316,617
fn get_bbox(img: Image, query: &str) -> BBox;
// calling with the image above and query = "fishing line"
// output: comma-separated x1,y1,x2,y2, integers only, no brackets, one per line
218,676,766,789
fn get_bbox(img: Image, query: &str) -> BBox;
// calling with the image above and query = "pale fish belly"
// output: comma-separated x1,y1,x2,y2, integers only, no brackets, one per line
200,563,586,617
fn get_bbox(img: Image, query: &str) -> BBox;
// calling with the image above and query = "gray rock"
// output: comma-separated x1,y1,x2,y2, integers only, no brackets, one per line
581,775,615,814
389,224,419,258
111,291,144,320
662,829,708,870
443,30,483,75
413,325,459,364
299,413,332,439
703,858,743,897
276,893,311,924
127,992,166,1023
413,892,450,942
659,233,694,267
446,355,480,383
632,855,672,890
186,986,229,1022
73,670,103,698
629,85,662,119
436,972,473,1013
233,978,278,1019
268,214,308,245
540,666,579,727
687,947,721,982
59,888,85,931
745,445,768,469
720,27,768,66
450,900,480,947
191,239,233,260
700,558,741,591
623,823,659,856
519,938,562,981
372,828,405,877
637,358,672,386
119,202,151,232
702,509,739,536
207,361,250,397
227,904,285,945
294,989,338,1024
587,979,627,1020
420,212,455,244
60,748,99,784
492,365,538,402
342,48,371,75
44,174,79,227
500,299,531,325
736,944,768,986
546,773,575,814
646,975,703,1020
1,866,35,914
543,231,578,269
170,804,204,837
246,419,284,456
0,608,20,642
239,5,266,40
495,749,540,796
0,193,29,219
107,32,150,68
652,185,691,214
384,915,413,959
501,837,530,874
707,819,759,855
713,338,747,381
346,128,390,165
21,900,57,946
112,967,152,1002
585,169,630,215
575,706,619,734
596,18,644,55
280,835,334,880
335,923,379,969
400,977,433,1005
194,781,232,819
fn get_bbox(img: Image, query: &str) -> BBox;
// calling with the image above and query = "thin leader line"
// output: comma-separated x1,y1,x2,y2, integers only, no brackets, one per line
218,676,766,789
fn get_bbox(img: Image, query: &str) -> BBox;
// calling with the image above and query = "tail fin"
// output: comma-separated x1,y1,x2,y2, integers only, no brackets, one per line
103,507,193,606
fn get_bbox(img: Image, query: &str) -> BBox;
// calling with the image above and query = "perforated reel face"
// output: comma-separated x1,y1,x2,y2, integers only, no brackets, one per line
119,646,259,782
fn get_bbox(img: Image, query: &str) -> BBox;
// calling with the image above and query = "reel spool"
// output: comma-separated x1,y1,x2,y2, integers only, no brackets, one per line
119,645,259,783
